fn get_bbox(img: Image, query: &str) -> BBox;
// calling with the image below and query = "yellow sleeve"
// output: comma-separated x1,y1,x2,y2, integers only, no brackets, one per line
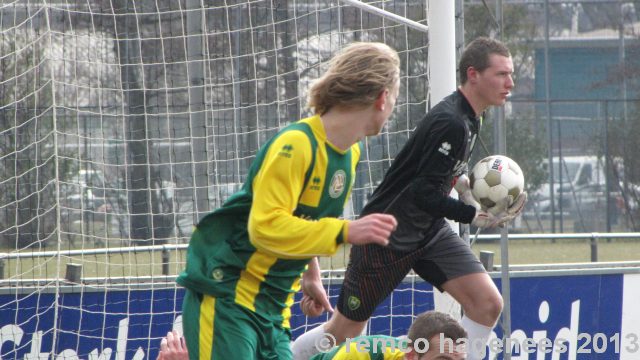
329,339,405,359
331,343,374,360
248,130,348,259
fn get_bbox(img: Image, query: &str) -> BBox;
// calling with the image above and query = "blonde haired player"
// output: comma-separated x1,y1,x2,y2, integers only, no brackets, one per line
177,42,401,360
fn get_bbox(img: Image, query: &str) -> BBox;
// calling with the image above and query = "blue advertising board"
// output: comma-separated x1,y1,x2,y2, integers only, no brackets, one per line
490,274,625,359
0,274,635,359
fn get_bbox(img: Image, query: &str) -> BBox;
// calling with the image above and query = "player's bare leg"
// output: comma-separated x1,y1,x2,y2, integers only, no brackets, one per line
441,272,503,360
323,309,368,344
291,309,366,360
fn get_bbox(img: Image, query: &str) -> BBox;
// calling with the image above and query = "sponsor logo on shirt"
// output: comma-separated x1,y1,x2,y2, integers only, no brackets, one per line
278,144,294,158
310,176,322,191
438,141,451,156
329,170,346,198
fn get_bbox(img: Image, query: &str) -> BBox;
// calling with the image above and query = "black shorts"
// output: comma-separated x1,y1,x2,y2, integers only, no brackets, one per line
336,225,485,322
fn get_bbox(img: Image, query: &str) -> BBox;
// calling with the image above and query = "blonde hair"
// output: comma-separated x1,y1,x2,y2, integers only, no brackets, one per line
307,42,400,115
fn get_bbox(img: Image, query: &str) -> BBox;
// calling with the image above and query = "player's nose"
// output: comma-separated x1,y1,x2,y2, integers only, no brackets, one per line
505,75,514,89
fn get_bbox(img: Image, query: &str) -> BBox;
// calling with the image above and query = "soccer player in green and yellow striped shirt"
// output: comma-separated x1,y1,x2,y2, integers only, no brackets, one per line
310,311,467,360
176,42,401,360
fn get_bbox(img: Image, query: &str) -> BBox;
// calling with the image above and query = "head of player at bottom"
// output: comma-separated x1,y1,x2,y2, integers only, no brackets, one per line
310,311,467,360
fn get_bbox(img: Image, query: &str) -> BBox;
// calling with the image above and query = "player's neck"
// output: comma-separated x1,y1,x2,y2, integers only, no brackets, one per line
320,108,371,151
458,85,488,117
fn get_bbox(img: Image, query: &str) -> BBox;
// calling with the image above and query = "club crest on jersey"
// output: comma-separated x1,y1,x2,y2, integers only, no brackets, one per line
212,268,224,281
438,142,451,156
347,295,361,310
328,170,346,198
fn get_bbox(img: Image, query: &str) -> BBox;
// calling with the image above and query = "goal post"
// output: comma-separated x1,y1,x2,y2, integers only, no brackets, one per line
0,1,443,357
426,0,464,320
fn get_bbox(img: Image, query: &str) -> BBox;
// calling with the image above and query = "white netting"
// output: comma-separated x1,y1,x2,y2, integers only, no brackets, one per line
0,0,430,358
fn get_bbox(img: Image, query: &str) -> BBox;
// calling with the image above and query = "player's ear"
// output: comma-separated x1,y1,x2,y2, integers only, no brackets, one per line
467,66,479,84
375,88,389,111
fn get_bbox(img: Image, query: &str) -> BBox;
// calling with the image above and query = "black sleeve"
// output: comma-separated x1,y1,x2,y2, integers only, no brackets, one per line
409,115,476,223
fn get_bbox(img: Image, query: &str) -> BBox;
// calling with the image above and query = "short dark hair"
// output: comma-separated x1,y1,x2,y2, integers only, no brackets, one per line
458,37,511,84
407,311,467,346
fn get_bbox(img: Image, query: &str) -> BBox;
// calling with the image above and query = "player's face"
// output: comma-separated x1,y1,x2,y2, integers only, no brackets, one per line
383,81,400,119
476,54,514,107
369,80,400,135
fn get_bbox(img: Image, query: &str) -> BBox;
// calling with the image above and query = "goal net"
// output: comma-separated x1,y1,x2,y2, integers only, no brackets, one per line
0,0,431,357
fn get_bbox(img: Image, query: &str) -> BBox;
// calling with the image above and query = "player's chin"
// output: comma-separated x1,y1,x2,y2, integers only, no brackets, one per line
494,97,508,106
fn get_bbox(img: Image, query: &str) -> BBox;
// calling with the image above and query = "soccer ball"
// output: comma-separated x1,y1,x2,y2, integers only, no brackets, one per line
469,155,525,210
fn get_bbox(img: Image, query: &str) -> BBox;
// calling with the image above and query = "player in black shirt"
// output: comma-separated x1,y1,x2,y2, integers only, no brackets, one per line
292,37,527,360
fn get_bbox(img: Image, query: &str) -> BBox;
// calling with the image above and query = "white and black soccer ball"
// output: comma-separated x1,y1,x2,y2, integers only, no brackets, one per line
469,155,525,210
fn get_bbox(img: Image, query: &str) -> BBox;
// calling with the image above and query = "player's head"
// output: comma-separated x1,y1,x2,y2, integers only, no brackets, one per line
405,311,467,360
459,37,511,84
307,42,400,118
458,37,513,108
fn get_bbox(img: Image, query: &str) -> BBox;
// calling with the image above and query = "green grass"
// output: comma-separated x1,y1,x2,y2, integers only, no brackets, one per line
0,249,187,280
318,238,640,269
471,238,640,265
2,238,639,280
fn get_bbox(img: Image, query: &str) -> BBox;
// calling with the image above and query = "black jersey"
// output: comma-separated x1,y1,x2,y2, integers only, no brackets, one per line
361,90,481,251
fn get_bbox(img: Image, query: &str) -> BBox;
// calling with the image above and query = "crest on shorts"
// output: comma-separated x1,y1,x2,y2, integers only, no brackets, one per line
212,268,224,281
347,295,361,311
329,170,346,198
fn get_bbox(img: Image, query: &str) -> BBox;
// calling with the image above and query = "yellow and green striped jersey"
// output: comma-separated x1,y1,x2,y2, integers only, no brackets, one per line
310,336,406,360
177,115,360,328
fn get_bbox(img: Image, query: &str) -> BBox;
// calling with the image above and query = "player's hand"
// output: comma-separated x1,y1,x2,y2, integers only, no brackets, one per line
456,176,482,209
471,208,500,228
347,213,397,246
478,192,528,228
491,191,528,227
454,175,482,211
300,277,333,317
300,294,327,317
508,191,528,216
157,331,188,360
454,174,472,193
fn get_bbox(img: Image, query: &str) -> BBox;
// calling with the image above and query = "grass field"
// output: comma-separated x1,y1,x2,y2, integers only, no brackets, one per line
318,237,640,269
2,237,639,280
472,238,640,264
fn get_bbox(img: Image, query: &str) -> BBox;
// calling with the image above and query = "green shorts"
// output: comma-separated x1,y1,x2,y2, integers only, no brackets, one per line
181,289,292,360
